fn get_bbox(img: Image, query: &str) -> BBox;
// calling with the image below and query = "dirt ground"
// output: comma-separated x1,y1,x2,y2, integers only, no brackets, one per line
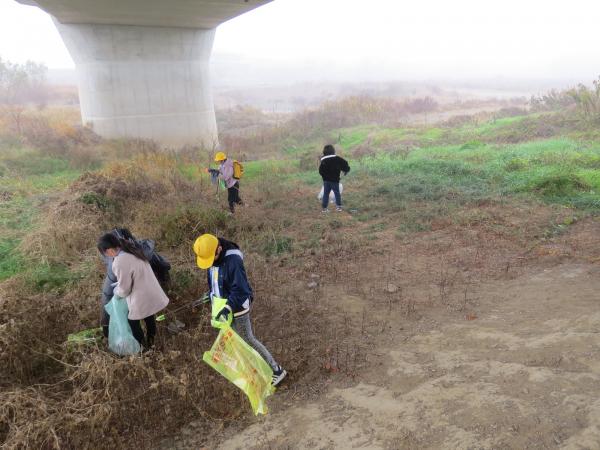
163,207,600,450
217,261,600,449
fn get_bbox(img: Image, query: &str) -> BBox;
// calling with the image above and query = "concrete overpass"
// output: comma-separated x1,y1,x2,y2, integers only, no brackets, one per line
16,0,273,147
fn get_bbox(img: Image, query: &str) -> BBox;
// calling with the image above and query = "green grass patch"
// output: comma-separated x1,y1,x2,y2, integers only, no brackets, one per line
23,262,84,293
348,136,600,214
1,154,70,176
335,126,373,149
0,239,24,281
0,197,35,233
529,173,591,197
241,159,291,180
262,235,293,256
282,142,316,155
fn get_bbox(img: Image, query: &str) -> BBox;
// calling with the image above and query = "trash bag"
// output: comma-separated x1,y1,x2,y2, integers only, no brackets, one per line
203,325,275,415
317,182,343,203
104,296,141,356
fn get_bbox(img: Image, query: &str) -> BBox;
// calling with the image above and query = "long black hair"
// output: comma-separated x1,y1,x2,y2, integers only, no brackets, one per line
97,232,148,262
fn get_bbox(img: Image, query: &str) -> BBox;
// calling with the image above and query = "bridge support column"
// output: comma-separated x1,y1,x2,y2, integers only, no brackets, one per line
56,22,218,148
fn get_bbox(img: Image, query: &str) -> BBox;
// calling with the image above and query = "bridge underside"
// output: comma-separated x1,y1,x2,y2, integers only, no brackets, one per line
57,23,218,147
17,0,272,147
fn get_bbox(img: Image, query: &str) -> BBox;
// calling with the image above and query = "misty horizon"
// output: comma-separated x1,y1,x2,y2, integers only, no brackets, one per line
2,0,600,88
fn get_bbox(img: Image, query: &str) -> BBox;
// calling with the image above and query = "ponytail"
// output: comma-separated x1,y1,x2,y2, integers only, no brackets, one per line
97,230,148,262
120,239,148,262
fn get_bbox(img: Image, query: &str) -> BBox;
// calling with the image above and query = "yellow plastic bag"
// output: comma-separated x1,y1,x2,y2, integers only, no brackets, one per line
203,325,275,415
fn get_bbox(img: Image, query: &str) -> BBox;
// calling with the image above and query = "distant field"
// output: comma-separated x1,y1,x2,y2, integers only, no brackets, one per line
4,97,600,449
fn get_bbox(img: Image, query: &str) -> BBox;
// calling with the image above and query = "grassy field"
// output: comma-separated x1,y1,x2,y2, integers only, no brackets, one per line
239,113,600,240
0,146,81,282
2,100,600,448
4,108,600,288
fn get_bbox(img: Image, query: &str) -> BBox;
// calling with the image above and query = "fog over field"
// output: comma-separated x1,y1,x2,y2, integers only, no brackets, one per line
3,0,600,86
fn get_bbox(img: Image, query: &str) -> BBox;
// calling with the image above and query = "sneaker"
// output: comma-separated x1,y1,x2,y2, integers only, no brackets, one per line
272,366,287,386
336,206,343,212
321,209,329,214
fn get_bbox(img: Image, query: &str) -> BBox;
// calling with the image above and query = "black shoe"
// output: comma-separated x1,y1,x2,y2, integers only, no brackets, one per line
272,366,287,386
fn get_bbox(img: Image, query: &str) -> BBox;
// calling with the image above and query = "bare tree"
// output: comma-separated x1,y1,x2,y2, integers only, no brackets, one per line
0,57,48,133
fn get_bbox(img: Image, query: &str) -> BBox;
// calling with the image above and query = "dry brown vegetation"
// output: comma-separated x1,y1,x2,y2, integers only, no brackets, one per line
3,84,599,448
219,95,440,157
0,133,368,448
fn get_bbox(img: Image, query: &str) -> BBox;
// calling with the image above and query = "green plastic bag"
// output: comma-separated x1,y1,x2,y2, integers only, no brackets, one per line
104,296,141,356
203,324,275,415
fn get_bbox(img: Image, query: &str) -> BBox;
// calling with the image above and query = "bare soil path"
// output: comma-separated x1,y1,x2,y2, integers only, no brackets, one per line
217,261,600,450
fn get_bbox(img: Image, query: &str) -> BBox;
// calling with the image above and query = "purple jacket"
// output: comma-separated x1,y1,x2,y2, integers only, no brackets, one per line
219,159,237,188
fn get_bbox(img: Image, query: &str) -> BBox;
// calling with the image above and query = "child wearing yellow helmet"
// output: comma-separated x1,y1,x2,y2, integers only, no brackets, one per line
213,152,243,213
193,233,287,386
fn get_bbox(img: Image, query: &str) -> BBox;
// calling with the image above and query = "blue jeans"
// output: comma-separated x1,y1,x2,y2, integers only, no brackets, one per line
322,181,341,209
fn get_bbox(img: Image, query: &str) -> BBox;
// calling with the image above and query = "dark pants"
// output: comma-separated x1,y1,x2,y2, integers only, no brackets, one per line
101,295,110,338
128,315,157,347
322,180,341,209
227,181,242,212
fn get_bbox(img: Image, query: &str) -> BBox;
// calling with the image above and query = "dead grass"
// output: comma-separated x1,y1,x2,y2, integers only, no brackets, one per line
1,156,587,448
1,99,593,448
0,146,348,448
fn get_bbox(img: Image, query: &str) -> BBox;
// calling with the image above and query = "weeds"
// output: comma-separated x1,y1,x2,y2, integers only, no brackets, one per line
4,87,600,448
262,235,293,256
0,239,23,280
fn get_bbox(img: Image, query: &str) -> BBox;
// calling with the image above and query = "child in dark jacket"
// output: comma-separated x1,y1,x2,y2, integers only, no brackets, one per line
318,144,350,212
193,233,287,386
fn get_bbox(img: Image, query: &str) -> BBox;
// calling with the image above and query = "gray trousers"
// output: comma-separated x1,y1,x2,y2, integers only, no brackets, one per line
232,313,278,371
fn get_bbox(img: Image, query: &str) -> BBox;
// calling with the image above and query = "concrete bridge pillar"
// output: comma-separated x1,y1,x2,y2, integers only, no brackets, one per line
56,23,218,148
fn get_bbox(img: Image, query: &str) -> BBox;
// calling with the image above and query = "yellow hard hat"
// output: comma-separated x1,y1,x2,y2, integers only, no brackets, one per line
193,234,219,269
214,151,227,162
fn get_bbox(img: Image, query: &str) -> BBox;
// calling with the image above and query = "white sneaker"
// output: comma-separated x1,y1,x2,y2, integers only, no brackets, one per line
272,366,287,386
321,209,329,213
336,206,343,212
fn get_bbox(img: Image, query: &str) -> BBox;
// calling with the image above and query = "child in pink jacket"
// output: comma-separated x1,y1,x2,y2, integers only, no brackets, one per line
97,233,169,348
214,152,243,213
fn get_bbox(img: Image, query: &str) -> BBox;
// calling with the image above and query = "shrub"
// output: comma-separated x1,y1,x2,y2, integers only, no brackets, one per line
567,78,600,122
530,89,575,112
530,174,591,197
157,206,229,248
504,158,528,172
78,192,114,211
262,235,293,256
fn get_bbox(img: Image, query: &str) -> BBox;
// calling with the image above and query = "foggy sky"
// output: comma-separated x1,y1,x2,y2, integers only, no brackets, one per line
1,0,599,83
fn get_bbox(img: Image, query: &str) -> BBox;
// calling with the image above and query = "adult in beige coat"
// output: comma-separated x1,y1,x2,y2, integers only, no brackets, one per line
98,233,169,348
